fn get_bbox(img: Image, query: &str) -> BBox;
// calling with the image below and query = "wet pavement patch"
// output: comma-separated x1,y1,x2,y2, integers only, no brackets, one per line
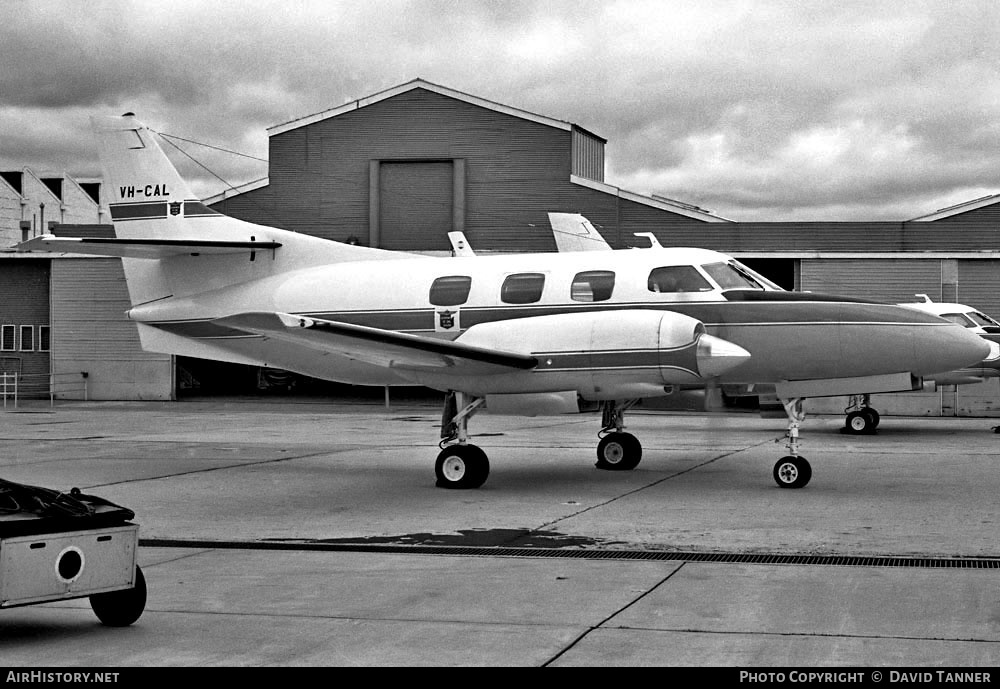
281,528,624,549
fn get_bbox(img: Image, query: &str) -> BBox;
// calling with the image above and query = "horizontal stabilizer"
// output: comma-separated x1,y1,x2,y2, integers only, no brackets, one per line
211,312,538,375
18,235,282,259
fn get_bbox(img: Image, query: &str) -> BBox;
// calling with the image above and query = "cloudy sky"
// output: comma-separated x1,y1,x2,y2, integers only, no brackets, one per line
2,0,998,221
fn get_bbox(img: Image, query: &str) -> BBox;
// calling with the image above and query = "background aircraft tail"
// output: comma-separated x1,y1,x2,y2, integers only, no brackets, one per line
90,113,400,307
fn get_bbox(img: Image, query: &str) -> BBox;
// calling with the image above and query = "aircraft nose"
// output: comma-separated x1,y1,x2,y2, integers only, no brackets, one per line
696,334,752,379
933,325,994,372
983,340,1000,363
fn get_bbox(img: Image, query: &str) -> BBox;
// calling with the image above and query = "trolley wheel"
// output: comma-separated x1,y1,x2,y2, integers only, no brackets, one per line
90,565,147,627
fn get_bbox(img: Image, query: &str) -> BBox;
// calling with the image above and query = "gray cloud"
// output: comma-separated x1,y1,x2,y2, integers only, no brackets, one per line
1,0,997,220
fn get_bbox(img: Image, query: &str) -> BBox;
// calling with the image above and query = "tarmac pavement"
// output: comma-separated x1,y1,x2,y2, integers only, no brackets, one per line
0,398,998,667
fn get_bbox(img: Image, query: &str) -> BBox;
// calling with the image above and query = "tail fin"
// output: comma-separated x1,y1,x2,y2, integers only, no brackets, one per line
547,213,612,252
93,113,202,238
83,113,400,307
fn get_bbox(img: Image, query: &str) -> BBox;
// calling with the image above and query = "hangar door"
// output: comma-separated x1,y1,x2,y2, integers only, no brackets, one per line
50,258,173,400
800,259,941,303
957,261,1000,318
378,161,454,252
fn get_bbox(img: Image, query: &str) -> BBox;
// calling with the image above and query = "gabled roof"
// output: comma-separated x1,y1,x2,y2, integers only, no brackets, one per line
203,177,269,205
267,78,606,141
571,175,731,222
909,193,1000,221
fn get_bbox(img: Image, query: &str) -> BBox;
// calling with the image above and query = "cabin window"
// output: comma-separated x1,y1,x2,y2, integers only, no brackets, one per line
571,271,615,302
429,275,472,306
38,326,50,352
647,266,712,293
501,273,545,304
702,261,765,290
1,326,14,351
19,326,33,352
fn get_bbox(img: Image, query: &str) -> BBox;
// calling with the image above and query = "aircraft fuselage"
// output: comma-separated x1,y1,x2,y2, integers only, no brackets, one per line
130,246,988,395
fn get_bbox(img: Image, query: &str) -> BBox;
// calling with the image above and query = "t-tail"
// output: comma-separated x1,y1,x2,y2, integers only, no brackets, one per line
22,113,400,309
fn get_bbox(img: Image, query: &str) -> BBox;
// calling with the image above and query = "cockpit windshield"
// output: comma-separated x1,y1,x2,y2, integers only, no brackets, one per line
970,311,1000,328
701,261,779,291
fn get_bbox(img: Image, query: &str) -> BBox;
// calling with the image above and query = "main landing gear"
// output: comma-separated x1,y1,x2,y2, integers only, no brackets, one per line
773,398,812,489
436,392,490,489
843,394,880,434
435,394,648,489
596,399,642,471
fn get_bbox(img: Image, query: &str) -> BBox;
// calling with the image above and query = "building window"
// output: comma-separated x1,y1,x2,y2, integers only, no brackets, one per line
38,326,51,352
1,326,14,351
429,276,472,306
647,266,713,293
19,326,33,352
501,273,546,304
571,271,615,302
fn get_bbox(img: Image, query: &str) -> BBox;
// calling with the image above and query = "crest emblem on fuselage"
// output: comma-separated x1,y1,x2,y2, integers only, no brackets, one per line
436,309,459,332
169,201,181,216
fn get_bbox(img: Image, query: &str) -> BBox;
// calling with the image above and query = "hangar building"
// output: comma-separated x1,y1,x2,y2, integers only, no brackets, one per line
2,79,998,416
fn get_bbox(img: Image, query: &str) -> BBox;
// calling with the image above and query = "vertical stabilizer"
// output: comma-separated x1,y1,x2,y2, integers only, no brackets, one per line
88,113,400,308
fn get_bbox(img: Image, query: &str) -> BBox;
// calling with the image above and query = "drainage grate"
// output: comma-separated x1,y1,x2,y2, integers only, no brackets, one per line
140,538,1000,569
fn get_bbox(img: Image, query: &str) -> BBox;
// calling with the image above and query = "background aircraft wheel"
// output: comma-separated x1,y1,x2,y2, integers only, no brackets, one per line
845,410,876,434
89,565,147,627
435,444,490,489
773,456,811,489
596,432,642,471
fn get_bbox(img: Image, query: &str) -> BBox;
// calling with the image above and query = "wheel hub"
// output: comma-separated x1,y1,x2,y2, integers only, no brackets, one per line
603,442,624,465
441,456,467,482
777,461,799,484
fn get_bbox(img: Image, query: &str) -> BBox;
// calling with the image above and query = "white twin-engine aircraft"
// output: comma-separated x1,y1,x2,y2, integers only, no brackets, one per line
21,114,991,490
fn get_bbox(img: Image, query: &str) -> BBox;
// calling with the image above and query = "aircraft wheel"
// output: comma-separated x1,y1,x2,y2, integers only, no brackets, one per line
596,432,642,471
865,407,880,429
435,444,490,489
89,565,147,627
845,410,876,434
773,456,811,489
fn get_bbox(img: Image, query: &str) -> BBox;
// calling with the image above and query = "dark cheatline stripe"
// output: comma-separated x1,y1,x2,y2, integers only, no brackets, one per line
183,201,222,217
539,344,699,375
110,202,167,221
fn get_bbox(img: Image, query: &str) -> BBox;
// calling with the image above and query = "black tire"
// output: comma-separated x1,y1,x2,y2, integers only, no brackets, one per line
90,565,146,627
865,407,880,429
435,444,490,489
773,456,812,489
596,432,642,471
845,410,875,434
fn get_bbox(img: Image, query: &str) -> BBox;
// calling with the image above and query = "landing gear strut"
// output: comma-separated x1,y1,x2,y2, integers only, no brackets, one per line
596,399,642,471
436,391,489,489
844,394,879,434
773,397,812,489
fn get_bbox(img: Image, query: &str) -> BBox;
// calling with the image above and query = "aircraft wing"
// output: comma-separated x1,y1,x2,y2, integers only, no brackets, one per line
212,312,538,375
18,235,281,259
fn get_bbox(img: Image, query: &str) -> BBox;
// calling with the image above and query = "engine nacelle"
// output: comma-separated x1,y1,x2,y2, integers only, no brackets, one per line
445,310,750,399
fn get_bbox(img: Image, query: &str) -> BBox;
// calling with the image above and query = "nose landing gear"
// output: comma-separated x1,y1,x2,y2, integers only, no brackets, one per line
774,398,812,488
